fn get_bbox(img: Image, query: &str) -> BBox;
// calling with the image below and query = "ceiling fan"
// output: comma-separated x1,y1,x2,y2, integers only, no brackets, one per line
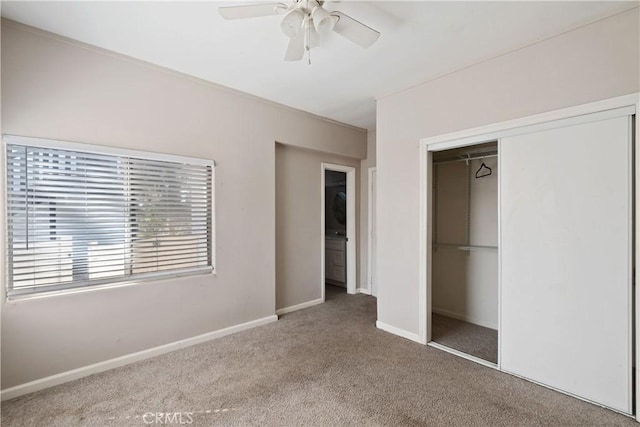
219,0,380,62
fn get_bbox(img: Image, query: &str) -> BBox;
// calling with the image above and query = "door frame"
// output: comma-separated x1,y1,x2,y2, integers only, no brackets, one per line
368,167,377,297
321,163,357,299
418,93,639,416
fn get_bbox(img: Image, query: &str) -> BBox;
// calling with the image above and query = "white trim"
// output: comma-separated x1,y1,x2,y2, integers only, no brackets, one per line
428,342,498,370
419,142,429,344
356,287,371,295
635,100,640,423
497,138,503,370
346,166,356,295
320,167,326,303
626,115,634,415
275,298,324,316
367,166,376,297
3,134,215,167
321,163,357,296
432,307,498,330
0,138,6,359
376,321,422,344
0,315,278,401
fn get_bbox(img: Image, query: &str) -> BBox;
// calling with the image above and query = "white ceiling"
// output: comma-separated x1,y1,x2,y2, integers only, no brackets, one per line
2,1,637,130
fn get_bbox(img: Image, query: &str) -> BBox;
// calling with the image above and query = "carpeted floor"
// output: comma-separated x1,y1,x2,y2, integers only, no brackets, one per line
431,313,498,364
1,290,636,426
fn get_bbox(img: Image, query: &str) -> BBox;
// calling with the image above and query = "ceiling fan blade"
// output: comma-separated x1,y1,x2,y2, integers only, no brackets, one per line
331,11,380,48
284,32,305,62
219,3,287,20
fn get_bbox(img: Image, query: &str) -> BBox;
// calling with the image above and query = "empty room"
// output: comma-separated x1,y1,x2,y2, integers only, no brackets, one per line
1,1,639,426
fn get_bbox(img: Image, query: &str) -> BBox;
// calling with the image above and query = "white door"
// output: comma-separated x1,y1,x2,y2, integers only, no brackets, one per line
500,115,633,413
370,168,377,297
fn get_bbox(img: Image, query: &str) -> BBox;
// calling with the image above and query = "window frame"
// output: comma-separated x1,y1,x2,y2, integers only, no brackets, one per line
3,135,216,300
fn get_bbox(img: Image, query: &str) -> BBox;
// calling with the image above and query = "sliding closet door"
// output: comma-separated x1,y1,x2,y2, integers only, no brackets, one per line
500,114,632,413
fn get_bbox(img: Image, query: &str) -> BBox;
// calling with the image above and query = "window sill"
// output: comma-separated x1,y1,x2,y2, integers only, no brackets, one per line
5,267,215,303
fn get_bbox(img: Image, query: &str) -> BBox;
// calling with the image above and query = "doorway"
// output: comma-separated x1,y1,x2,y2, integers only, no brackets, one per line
321,163,356,300
429,141,499,366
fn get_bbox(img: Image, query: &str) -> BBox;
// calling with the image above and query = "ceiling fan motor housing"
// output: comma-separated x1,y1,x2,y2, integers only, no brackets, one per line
282,0,336,38
219,0,380,62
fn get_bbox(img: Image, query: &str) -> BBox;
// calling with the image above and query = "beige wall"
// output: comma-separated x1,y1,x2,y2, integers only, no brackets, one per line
275,144,361,310
276,130,376,308
376,9,640,336
0,20,366,389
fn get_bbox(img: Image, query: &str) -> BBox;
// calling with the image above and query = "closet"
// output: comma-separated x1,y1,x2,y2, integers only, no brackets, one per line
424,102,636,416
431,142,498,364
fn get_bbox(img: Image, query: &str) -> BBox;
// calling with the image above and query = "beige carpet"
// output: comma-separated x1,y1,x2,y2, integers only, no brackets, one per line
1,290,636,426
431,313,498,364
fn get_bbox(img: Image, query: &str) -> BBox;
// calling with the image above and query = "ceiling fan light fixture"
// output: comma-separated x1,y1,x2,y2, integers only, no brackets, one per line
311,6,335,33
281,8,304,38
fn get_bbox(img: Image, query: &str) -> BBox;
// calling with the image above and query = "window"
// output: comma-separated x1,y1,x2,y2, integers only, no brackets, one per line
5,136,214,298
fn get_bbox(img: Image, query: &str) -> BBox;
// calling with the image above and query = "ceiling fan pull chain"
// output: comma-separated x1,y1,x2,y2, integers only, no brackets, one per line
307,8,312,65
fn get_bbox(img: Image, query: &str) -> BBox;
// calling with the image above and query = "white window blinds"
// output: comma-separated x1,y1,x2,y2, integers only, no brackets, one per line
5,137,214,298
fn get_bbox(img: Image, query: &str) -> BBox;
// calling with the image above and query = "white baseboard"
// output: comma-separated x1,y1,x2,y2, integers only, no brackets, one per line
0,314,278,401
432,307,498,330
376,321,424,344
356,287,371,295
276,298,324,316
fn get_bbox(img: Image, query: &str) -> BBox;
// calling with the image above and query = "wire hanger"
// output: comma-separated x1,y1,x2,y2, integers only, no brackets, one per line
475,162,492,178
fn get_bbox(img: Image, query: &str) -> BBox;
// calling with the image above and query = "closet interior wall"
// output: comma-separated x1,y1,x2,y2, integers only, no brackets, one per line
432,142,498,330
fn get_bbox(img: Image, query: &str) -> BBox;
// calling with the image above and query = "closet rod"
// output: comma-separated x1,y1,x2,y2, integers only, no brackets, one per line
457,245,498,252
433,152,498,165
433,243,498,251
